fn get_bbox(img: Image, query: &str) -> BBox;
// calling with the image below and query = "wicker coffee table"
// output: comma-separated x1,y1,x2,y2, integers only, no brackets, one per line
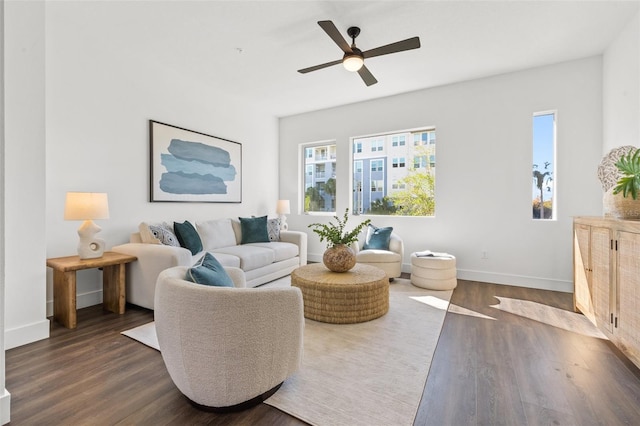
291,263,389,324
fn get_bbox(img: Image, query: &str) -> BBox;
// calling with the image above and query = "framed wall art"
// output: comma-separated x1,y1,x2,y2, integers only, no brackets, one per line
149,120,242,203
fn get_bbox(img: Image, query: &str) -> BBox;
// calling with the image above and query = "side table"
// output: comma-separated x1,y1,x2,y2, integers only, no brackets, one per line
46,251,137,329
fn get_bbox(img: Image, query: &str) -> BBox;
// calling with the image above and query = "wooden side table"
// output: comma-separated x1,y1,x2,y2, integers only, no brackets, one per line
46,251,137,329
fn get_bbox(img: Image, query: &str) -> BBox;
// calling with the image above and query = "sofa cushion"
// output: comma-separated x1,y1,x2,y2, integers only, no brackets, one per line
267,218,281,242
174,220,203,255
196,218,237,251
139,222,180,246
239,216,270,244
202,252,240,268
186,253,233,287
363,225,393,250
248,242,299,262
211,245,275,271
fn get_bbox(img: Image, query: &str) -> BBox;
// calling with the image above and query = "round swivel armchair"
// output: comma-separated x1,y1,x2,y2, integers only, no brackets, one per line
351,228,404,280
154,265,304,412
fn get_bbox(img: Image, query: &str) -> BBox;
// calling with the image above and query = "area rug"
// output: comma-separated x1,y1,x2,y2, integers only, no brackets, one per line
121,277,452,426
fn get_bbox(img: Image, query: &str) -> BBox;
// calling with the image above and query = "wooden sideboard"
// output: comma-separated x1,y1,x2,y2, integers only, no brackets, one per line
574,217,640,368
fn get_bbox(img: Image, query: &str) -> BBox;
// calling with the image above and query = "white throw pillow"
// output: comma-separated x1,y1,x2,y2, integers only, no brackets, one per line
196,218,237,250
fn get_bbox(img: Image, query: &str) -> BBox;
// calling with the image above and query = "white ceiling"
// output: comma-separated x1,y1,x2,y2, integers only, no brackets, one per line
69,1,640,117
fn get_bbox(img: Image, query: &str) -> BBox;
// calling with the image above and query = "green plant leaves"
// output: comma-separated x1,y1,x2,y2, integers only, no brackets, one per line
308,208,371,248
613,149,640,200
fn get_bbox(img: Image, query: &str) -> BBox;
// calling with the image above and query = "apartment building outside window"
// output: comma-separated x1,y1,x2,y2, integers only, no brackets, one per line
353,128,436,216
303,141,337,213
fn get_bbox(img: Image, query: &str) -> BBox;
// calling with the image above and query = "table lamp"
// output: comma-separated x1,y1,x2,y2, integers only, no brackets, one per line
276,199,291,231
64,192,110,259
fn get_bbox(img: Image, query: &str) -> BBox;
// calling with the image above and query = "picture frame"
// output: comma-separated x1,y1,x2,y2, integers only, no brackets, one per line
149,120,242,203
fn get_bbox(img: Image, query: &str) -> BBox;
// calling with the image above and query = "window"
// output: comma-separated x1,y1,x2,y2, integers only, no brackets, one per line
371,139,384,152
303,141,336,213
413,131,435,146
354,142,362,154
532,112,556,220
414,155,427,169
391,135,406,147
392,157,405,168
352,128,436,216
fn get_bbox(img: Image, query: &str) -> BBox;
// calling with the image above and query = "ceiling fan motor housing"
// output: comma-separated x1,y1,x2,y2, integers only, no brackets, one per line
347,26,361,41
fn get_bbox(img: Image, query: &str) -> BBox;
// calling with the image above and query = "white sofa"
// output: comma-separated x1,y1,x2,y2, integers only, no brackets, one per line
112,218,307,309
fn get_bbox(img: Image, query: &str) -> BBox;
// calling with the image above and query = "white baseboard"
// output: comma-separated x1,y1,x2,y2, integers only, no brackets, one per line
456,269,573,293
1,389,10,425
308,253,573,293
4,319,49,350
46,289,102,318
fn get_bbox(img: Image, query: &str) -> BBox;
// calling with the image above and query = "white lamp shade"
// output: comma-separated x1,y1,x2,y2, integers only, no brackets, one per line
64,192,110,220
276,199,291,215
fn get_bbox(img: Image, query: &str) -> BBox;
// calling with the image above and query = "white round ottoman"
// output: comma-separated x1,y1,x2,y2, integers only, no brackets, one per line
410,252,457,290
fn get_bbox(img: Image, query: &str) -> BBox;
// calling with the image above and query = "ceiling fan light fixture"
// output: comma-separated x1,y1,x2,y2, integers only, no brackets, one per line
343,54,364,72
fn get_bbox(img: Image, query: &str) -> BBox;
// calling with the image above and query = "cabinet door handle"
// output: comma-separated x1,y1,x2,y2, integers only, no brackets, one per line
615,317,618,328
611,313,614,324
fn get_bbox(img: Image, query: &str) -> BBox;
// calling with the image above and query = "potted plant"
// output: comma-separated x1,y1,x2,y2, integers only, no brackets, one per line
598,146,640,219
609,147,640,219
613,148,640,200
308,208,371,272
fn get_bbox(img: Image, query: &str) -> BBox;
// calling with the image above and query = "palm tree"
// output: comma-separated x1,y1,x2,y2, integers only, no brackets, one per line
533,162,553,219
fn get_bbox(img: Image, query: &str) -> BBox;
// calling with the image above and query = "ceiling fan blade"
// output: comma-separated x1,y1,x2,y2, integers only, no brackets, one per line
318,20,352,53
357,65,378,86
363,36,421,59
298,59,343,74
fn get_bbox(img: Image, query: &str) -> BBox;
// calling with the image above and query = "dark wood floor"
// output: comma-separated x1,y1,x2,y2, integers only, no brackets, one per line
6,279,640,425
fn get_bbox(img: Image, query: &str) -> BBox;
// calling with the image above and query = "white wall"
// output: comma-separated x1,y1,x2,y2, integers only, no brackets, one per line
0,0,8,421
603,11,640,154
44,4,279,315
4,0,49,352
280,57,604,292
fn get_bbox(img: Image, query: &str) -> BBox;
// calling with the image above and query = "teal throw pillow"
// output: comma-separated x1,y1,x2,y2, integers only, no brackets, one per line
363,225,393,250
239,215,270,244
174,220,203,255
186,252,234,287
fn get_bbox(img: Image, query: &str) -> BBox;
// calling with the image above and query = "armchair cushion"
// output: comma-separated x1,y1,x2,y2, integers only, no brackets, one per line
363,225,393,250
187,253,234,287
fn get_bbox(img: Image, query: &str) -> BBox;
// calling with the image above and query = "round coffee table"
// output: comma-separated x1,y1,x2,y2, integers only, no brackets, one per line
291,263,389,324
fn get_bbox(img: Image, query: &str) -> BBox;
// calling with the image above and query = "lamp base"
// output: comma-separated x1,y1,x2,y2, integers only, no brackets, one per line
279,214,289,231
77,220,106,259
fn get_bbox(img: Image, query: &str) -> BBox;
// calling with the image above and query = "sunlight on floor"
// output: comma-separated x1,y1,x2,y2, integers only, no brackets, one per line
411,296,496,320
410,295,450,310
490,297,607,339
448,303,496,320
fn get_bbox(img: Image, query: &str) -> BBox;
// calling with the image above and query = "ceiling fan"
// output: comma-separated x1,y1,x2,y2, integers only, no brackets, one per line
298,20,421,86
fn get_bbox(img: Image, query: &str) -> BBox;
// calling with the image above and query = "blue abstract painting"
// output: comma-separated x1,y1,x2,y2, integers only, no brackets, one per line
150,121,242,202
